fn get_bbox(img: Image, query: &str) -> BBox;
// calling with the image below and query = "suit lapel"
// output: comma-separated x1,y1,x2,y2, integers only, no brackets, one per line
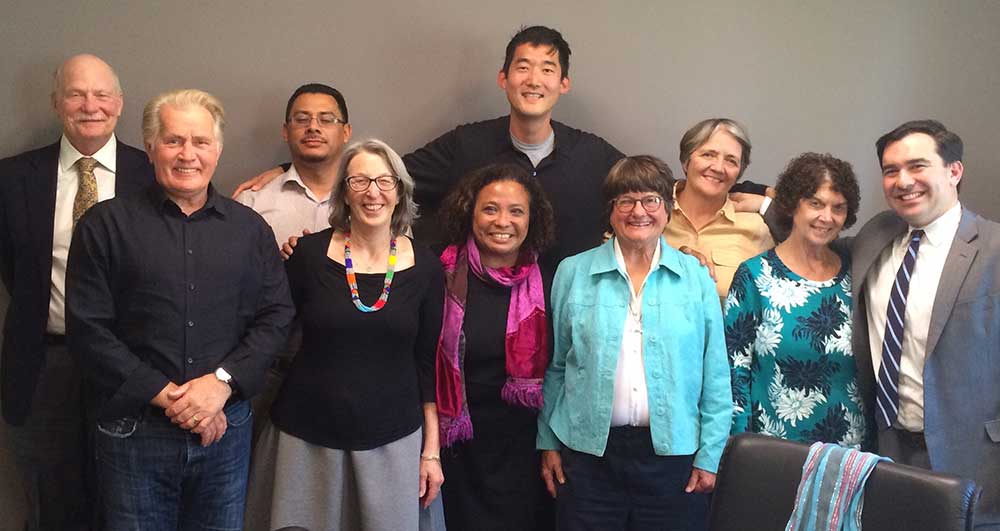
925,208,978,358
852,214,907,301
116,140,139,192
25,143,61,273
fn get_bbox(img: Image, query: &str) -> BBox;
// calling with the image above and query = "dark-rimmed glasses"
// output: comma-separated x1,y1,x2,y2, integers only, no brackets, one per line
613,195,664,213
289,112,346,129
346,175,399,192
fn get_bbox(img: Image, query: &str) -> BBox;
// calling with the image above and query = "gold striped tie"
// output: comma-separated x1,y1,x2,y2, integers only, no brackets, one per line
73,157,99,225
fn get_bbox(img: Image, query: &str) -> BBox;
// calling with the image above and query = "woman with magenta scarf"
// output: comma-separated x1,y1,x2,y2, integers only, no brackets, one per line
434,162,557,531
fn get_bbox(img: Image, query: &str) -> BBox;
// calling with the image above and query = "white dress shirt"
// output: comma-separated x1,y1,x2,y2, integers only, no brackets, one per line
235,164,334,247
866,202,962,431
48,135,118,334
609,238,660,427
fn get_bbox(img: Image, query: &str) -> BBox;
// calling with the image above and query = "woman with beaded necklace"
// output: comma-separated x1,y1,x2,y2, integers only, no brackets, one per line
245,139,445,531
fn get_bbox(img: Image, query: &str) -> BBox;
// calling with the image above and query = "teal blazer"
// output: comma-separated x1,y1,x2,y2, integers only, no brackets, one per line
537,237,732,473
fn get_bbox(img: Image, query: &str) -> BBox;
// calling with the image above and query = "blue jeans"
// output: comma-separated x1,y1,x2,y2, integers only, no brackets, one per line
95,400,252,531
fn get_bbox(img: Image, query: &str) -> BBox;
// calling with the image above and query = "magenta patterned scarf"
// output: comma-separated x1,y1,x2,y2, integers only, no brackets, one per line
435,235,548,447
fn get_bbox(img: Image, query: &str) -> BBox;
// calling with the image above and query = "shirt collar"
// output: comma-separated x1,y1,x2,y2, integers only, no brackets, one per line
589,236,685,277
612,236,661,276
909,201,962,248
510,130,555,151
670,183,738,224
59,133,118,173
282,164,330,202
148,182,228,218
499,115,567,161
719,198,739,222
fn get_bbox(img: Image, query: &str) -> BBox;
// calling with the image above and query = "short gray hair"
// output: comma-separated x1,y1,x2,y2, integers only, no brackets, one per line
142,89,226,147
679,118,752,179
328,139,418,237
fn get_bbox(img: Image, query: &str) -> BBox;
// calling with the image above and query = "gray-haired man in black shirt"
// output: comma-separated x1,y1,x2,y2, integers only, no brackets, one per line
66,88,293,530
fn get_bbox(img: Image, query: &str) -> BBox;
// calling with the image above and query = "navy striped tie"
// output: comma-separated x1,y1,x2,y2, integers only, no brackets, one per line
875,229,924,430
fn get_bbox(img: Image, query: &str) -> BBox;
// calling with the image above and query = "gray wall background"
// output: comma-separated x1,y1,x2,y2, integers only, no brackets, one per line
2,0,1000,523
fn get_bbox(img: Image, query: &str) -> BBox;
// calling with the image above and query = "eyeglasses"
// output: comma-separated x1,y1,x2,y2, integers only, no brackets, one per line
346,175,399,192
613,195,664,213
289,112,346,129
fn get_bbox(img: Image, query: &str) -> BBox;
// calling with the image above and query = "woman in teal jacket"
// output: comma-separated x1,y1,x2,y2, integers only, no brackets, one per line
537,155,732,530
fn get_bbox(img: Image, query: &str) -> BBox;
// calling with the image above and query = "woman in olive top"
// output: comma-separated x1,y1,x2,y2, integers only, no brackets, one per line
664,118,774,305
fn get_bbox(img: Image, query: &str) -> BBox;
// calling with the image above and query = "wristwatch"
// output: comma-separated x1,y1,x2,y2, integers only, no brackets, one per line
214,367,233,386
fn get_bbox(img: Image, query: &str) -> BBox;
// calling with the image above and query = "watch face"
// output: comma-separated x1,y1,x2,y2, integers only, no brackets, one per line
215,367,232,383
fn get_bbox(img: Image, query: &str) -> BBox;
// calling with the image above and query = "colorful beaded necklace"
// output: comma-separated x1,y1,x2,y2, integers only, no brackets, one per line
344,232,397,312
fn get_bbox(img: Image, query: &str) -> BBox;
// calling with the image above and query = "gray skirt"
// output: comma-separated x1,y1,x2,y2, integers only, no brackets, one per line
244,421,445,531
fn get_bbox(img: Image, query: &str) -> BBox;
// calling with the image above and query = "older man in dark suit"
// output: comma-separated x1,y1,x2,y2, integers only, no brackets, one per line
0,54,152,531
852,120,1000,528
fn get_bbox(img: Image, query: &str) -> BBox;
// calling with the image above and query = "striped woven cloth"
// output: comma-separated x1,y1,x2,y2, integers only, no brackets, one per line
785,442,889,531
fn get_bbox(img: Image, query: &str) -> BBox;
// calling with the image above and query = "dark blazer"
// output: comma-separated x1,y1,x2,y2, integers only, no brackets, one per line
0,139,153,425
852,207,1000,526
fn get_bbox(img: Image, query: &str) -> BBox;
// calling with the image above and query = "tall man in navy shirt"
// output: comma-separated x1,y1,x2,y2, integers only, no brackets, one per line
403,25,624,274
0,54,153,531
66,89,294,530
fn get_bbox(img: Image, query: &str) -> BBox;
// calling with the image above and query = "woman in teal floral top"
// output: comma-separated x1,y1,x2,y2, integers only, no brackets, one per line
724,152,870,448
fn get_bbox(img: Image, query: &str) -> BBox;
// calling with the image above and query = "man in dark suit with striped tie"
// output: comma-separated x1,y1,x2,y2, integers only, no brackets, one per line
851,120,1000,528
0,54,153,531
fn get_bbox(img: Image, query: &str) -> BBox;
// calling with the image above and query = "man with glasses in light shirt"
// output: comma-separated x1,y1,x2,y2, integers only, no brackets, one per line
236,83,352,441
237,83,352,248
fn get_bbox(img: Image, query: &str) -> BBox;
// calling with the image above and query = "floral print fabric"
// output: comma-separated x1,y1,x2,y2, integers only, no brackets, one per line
724,249,869,448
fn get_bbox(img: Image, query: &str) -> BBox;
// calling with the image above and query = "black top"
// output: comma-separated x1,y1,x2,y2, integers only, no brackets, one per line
66,184,294,421
272,229,444,450
461,270,549,446
403,116,624,277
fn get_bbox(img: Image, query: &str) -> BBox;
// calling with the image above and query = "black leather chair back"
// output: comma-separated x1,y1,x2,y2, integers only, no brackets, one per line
708,433,982,531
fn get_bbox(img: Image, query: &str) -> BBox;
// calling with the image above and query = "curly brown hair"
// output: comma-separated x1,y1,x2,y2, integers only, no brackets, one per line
773,152,861,234
437,163,556,254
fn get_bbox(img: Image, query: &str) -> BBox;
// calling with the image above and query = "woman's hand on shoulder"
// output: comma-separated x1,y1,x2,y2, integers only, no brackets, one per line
281,229,310,261
678,245,717,282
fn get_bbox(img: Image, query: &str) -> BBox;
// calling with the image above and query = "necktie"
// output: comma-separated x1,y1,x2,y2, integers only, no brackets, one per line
875,229,924,430
72,157,98,225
